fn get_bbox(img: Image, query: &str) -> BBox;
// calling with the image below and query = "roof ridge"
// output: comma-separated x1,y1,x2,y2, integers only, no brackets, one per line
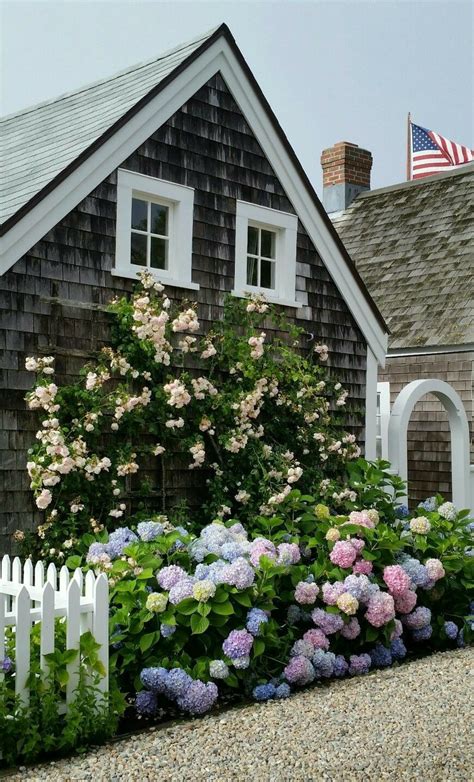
1,26,219,123
353,161,474,201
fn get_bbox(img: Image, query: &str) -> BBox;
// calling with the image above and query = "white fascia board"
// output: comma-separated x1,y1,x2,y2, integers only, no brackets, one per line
0,36,387,365
364,347,379,460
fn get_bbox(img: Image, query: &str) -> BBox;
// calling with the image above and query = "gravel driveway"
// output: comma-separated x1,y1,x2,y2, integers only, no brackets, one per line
8,648,473,782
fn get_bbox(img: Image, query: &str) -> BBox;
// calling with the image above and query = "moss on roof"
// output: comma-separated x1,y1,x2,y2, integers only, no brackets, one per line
332,165,474,349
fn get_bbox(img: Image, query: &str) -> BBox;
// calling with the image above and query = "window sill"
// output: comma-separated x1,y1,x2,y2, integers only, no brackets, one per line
112,267,200,291
231,289,304,309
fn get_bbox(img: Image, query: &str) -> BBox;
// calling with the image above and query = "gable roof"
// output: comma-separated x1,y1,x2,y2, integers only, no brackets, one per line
332,164,474,350
0,23,387,362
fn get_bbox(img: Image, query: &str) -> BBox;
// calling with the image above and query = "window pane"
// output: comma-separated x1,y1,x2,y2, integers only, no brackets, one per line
261,229,276,259
151,203,168,236
131,198,148,231
247,225,259,255
247,256,258,286
151,237,168,270
131,232,147,266
260,259,275,289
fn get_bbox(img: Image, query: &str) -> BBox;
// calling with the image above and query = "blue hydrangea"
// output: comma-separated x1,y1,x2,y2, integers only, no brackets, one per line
221,541,248,562
370,644,392,668
86,542,109,563
390,638,407,661
160,623,176,638
177,680,218,715
395,504,409,519
333,655,349,677
140,666,169,693
412,625,433,642
291,639,315,659
166,668,193,698
444,621,458,640
246,608,269,637
399,556,431,589
135,690,158,717
137,521,164,542
194,563,211,580
253,683,276,701
1,656,13,673
275,683,291,699
311,649,336,678
107,527,138,558
418,496,437,512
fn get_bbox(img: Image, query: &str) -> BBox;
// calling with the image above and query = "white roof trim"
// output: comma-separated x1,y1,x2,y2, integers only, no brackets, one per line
0,36,387,364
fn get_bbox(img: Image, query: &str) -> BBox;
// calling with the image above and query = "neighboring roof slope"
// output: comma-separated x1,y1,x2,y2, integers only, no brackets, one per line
0,28,217,224
332,165,474,350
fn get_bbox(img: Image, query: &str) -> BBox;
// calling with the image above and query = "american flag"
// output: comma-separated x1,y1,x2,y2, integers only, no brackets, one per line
410,122,473,180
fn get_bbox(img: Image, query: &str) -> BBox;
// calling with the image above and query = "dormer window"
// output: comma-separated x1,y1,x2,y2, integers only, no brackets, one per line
233,200,299,306
113,169,198,290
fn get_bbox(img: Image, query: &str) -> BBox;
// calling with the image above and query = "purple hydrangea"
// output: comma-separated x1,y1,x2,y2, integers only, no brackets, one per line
399,557,431,589
107,527,138,558
342,574,373,604
341,617,361,640
412,625,433,642
222,629,254,659
135,690,158,717
140,666,169,694
166,668,194,698
370,644,392,668
284,655,315,686
168,578,195,605
246,608,269,636
333,655,349,677
418,496,437,512
402,606,432,630
348,653,372,676
137,520,164,542
444,621,459,640
395,504,409,518
160,623,176,638
177,680,218,715
290,639,315,659
276,543,301,566
86,542,109,563
390,638,407,661
312,649,336,678
253,683,276,701
275,683,291,699
221,557,255,590
157,565,188,590
1,656,13,673
311,608,344,635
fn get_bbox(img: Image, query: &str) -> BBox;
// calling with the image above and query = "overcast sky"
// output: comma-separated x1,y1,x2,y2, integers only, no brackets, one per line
1,0,473,192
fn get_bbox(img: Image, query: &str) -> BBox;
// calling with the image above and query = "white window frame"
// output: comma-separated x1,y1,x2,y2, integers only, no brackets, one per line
113,169,198,290
232,200,299,307
376,381,391,459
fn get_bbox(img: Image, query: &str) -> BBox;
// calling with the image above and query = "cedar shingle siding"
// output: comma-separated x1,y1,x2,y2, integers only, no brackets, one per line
0,74,368,551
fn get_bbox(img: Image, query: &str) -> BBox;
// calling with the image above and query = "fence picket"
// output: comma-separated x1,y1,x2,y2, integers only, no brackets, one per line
59,566,70,593
23,559,34,586
40,582,55,678
46,562,57,589
12,557,22,583
73,567,84,593
66,579,80,706
0,590,5,684
14,586,31,707
34,561,45,587
1,555,10,581
93,574,109,697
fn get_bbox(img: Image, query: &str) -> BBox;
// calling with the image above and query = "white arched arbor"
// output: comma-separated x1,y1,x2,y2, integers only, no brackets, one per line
387,379,471,510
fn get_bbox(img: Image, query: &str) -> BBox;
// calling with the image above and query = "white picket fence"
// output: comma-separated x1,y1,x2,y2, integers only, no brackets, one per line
0,556,108,711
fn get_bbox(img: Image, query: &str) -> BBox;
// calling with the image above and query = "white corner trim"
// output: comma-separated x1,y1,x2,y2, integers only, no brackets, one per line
377,381,391,459
0,35,387,365
364,347,378,460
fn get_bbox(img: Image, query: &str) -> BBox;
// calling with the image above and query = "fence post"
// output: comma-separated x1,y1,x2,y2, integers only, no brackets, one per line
66,579,81,706
40,582,55,679
15,586,31,707
93,574,109,699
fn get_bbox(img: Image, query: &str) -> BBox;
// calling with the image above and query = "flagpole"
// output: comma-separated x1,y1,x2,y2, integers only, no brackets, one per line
406,112,412,180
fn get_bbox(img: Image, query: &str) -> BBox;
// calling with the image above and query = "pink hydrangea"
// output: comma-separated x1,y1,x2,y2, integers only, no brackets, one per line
329,540,358,569
348,510,375,529
303,628,330,651
277,543,301,566
425,558,445,582
284,655,315,686
390,619,404,640
351,539,365,554
352,558,373,575
321,581,346,605
249,539,276,567
294,581,319,605
394,589,417,614
365,592,395,628
383,565,412,596
341,617,361,639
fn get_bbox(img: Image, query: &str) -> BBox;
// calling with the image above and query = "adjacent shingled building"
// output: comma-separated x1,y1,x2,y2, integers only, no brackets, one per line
331,163,474,504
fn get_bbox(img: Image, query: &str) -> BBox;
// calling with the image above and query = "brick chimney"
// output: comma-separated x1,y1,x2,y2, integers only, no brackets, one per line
321,141,372,213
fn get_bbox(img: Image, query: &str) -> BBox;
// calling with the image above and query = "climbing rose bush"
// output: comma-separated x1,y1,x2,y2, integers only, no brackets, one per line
74,491,472,716
19,271,365,560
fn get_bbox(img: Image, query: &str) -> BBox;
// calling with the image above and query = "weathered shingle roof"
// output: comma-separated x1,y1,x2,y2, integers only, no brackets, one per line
0,28,217,224
332,165,474,349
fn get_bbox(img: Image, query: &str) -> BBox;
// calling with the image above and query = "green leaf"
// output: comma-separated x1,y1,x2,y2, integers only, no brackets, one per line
232,591,252,607
190,615,210,635
66,555,82,569
211,600,234,616
176,598,198,615
253,638,265,657
139,632,157,652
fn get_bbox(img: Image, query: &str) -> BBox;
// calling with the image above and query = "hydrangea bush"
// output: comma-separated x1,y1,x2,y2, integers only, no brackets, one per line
18,272,368,561
75,491,472,717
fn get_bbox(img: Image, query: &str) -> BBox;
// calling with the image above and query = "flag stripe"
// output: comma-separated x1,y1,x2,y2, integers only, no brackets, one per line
410,122,473,179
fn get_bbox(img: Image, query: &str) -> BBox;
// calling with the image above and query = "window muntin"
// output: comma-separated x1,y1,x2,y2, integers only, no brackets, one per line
130,197,170,270
246,224,276,290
